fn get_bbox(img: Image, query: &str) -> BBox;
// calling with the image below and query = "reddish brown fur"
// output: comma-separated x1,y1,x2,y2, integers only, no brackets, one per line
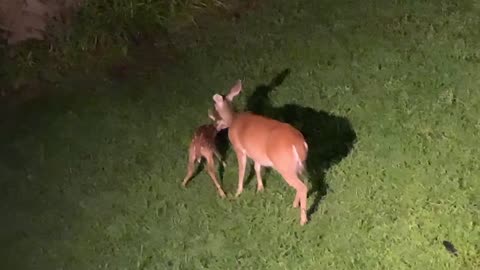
182,117,227,198
191,125,218,162
213,80,309,225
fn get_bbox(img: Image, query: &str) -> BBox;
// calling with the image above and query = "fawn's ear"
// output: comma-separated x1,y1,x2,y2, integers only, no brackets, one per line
226,80,242,101
208,109,216,121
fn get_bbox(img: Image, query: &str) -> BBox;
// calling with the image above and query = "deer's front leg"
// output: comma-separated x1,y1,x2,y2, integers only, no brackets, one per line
254,162,264,192
235,150,247,197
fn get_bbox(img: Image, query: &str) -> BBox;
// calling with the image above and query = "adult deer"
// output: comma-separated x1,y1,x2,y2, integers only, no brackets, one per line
212,80,309,225
182,109,228,198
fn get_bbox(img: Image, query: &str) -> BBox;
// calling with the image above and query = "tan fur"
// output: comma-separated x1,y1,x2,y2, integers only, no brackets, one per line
181,112,227,198
213,80,310,225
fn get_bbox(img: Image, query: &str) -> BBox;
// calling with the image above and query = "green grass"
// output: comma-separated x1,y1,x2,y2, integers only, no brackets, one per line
1,0,480,269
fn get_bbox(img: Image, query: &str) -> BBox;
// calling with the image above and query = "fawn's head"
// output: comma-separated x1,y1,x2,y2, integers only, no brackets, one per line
212,80,243,127
207,108,228,131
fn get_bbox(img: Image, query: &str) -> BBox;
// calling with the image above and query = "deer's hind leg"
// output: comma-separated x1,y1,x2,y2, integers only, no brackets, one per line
278,169,308,226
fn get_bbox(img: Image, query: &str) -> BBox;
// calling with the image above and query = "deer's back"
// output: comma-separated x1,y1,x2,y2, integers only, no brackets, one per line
229,112,307,167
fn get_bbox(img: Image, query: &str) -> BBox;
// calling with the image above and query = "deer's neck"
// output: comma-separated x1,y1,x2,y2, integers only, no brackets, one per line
224,110,238,127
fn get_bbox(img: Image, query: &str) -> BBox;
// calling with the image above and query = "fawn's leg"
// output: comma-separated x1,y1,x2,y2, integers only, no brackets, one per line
205,153,226,198
213,149,226,167
254,162,264,192
182,143,197,187
235,149,247,197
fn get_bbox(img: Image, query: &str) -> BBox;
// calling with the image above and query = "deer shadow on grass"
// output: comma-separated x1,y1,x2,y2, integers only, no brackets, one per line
216,128,230,181
245,69,357,218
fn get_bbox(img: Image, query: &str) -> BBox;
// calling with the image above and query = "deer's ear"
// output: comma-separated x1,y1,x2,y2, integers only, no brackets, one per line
213,94,224,104
226,80,242,101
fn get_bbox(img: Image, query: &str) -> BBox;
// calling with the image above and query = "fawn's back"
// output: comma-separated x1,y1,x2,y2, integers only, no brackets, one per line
181,110,227,198
191,124,218,159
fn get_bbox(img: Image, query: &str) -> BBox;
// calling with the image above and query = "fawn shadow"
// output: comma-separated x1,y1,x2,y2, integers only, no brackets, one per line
246,69,357,218
216,128,230,181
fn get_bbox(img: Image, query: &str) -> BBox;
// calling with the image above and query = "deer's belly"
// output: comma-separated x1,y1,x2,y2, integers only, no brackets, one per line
243,147,273,167
230,118,275,167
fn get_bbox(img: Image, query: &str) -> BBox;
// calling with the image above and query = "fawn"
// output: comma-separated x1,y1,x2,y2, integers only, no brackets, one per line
212,80,310,225
182,109,227,198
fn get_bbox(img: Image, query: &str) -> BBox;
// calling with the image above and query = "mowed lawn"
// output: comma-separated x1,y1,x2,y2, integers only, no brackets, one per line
1,0,480,269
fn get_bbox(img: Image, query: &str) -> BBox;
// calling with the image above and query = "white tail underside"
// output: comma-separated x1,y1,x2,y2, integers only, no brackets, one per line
292,143,306,174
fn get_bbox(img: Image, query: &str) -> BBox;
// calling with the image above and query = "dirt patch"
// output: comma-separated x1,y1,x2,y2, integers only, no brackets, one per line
0,0,81,44
0,0,261,107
